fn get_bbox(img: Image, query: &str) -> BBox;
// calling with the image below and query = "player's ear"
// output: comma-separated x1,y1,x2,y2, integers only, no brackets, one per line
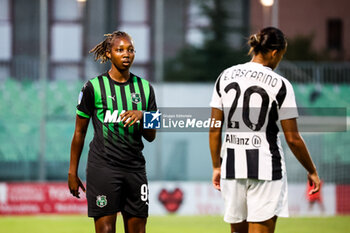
106,51,111,59
271,49,278,58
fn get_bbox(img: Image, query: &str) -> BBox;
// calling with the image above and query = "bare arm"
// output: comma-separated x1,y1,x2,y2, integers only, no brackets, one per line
120,110,156,142
68,115,89,198
281,118,320,194
143,129,156,142
209,108,224,190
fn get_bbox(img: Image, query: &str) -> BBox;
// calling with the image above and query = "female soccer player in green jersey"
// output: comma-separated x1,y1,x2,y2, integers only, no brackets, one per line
68,31,157,233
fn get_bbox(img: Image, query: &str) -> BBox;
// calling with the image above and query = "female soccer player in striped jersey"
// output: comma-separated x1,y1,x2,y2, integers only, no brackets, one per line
68,31,157,233
209,27,320,233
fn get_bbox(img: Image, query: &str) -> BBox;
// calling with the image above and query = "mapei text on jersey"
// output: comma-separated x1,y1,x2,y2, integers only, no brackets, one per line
103,110,127,123
223,69,278,87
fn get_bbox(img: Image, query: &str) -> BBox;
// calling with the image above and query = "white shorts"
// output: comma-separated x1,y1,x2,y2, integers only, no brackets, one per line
221,175,289,223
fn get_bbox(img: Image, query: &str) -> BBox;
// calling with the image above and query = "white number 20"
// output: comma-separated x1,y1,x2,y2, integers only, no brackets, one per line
140,184,148,201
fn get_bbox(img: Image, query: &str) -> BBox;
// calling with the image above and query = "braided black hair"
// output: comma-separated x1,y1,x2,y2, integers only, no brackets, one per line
90,31,133,63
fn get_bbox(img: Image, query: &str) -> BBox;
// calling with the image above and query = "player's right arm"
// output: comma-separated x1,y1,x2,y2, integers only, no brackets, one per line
68,82,93,198
281,118,320,194
209,73,224,191
68,115,89,198
209,107,224,191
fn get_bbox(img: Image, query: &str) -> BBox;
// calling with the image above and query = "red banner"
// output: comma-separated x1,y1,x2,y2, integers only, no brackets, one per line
0,182,348,215
0,182,87,215
336,185,350,214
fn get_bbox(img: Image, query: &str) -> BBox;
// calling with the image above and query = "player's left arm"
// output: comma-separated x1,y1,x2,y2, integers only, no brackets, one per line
142,84,157,142
279,80,320,195
119,110,156,141
120,84,157,130
143,129,156,142
119,83,157,141
120,110,142,127
281,118,320,195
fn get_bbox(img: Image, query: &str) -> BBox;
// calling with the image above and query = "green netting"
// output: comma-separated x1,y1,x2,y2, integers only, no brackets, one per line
0,79,84,163
293,84,350,109
291,84,350,166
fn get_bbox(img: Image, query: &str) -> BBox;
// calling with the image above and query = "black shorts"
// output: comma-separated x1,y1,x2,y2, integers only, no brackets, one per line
86,163,149,218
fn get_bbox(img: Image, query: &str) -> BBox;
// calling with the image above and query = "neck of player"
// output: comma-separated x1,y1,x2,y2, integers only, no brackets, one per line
108,66,130,83
251,53,275,70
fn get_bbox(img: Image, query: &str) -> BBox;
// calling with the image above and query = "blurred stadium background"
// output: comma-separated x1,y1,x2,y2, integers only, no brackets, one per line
0,0,349,227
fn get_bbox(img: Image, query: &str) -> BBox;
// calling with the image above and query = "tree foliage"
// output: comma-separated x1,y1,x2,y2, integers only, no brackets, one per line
285,34,329,61
164,0,249,82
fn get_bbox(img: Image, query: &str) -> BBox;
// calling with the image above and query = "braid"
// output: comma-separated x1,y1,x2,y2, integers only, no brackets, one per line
89,31,132,63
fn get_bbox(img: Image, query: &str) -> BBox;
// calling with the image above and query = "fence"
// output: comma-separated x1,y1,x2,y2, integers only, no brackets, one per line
0,77,349,183
278,61,350,83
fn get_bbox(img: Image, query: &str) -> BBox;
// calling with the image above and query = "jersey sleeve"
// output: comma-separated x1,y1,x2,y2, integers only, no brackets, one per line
278,80,299,120
147,84,157,111
209,72,223,110
76,81,94,118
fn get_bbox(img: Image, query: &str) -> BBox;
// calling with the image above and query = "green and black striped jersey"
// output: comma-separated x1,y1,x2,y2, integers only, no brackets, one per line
77,72,157,171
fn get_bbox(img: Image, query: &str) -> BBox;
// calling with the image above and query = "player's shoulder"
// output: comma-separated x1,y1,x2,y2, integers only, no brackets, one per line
254,63,293,90
84,72,118,91
277,73,294,91
221,63,244,75
86,73,106,86
81,77,97,91
132,73,150,84
131,73,154,91
221,62,258,77
215,63,242,84
89,72,107,81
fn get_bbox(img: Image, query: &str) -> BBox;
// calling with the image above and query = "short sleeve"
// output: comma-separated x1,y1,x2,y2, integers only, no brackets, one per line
147,84,157,111
278,80,299,120
209,73,223,110
76,81,94,118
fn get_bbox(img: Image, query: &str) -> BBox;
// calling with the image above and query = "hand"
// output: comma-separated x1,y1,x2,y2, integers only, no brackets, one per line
307,171,320,195
120,110,142,127
212,168,221,191
68,173,86,199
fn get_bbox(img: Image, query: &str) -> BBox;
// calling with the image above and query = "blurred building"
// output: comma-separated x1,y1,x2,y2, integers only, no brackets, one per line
0,0,249,82
250,0,350,61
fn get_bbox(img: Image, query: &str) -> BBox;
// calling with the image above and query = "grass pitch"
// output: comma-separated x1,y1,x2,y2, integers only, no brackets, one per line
0,215,349,233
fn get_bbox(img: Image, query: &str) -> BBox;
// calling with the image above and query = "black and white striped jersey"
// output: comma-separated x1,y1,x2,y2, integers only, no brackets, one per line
210,62,298,181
